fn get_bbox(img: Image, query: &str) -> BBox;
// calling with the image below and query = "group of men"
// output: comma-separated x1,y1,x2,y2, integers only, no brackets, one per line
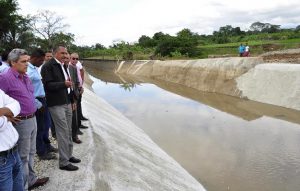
0,44,88,191
238,43,250,57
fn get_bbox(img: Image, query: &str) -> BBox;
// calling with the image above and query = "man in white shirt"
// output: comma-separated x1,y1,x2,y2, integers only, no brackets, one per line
0,89,24,191
70,53,88,123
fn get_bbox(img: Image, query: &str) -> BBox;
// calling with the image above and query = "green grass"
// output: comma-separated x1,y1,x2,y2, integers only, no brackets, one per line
87,38,300,60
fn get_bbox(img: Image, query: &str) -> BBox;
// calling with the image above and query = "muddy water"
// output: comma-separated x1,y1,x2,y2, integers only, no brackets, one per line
88,69,300,191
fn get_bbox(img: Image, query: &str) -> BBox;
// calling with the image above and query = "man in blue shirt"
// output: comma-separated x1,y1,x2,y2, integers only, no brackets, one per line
27,49,57,161
238,43,245,57
0,50,10,74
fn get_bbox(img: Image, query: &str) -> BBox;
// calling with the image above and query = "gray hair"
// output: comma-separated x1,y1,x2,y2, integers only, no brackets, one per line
8,49,28,63
52,44,66,54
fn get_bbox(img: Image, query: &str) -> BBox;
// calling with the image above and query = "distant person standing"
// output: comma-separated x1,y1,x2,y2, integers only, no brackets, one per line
238,43,245,57
244,43,250,57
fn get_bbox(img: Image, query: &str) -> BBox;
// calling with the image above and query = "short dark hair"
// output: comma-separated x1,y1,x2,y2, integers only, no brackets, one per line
30,49,45,58
1,49,11,61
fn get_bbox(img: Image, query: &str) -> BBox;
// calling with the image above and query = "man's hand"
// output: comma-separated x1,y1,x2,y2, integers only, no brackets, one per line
79,87,84,94
72,103,77,111
7,116,21,125
0,107,14,118
65,80,72,88
38,106,45,113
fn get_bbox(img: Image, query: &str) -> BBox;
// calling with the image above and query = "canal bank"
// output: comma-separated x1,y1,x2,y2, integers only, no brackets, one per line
83,54,300,111
35,81,206,191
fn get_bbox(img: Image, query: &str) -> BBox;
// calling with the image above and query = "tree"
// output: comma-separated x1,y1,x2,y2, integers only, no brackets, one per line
30,10,69,49
155,35,178,57
0,0,32,51
250,22,266,32
176,28,199,56
250,22,281,33
138,35,156,47
94,43,105,50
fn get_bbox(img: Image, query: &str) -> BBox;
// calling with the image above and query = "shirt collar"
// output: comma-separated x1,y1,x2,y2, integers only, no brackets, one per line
54,58,63,66
2,61,9,66
9,68,28,79
28,62,35,69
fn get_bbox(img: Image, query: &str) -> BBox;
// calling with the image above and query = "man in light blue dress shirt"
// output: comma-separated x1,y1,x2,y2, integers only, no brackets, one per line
27,49,57,161
0,50,10,74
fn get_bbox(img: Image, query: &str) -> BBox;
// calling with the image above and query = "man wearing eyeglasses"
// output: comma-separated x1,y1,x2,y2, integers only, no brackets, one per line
70,53,88,130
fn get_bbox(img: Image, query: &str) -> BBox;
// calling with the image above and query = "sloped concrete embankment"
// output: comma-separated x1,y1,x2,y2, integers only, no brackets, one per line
108,58,299,111
237,63,300,111
82,87,206,191
83,57,300,110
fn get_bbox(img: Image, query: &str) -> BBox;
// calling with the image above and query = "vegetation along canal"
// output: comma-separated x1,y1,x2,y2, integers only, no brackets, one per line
89,69,300,191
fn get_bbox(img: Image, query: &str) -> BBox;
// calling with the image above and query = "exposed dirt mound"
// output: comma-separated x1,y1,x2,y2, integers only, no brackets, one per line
259,48,300,63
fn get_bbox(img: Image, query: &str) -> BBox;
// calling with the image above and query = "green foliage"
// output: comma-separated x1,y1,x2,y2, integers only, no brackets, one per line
1,4,299,61
0,0,33,51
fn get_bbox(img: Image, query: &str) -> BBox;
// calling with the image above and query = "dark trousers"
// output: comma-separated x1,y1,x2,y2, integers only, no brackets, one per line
77,94,83,120
43,103,56,140
35,98,47,156
72,103,79,139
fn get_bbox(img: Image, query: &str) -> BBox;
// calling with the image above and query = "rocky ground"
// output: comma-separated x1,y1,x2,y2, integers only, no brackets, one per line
31,119,95,191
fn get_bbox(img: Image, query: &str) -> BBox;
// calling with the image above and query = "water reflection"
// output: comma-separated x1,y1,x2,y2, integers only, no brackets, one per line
87,68,300,191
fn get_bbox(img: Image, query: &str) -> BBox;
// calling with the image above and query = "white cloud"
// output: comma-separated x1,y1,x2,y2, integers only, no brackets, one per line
18,0,300,46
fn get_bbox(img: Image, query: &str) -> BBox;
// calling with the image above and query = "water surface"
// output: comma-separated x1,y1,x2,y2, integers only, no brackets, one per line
89,70,300,191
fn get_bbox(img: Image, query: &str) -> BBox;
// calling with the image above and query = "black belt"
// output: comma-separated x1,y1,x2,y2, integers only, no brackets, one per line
17,113,35,120
0,144,18,157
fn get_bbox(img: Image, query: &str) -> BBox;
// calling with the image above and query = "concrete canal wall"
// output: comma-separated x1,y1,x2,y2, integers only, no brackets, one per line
83,56,300,111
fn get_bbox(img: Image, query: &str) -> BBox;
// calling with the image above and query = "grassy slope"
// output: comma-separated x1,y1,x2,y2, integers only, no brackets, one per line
88,38,300,60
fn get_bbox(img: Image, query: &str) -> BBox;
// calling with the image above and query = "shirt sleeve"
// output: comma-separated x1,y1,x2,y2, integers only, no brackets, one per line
0,75,9,93
0,116,8,132
0,90,21,117
76,61,83,70
34,98,42,109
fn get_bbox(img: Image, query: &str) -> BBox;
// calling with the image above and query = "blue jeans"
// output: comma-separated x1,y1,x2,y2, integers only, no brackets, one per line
0,150,24,191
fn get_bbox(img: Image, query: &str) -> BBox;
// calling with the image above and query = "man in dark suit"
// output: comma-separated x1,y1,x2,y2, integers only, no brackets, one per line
41,45,81,171
63,54,82,144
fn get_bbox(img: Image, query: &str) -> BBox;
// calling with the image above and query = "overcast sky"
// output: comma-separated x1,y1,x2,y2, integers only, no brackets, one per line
18,0,300,47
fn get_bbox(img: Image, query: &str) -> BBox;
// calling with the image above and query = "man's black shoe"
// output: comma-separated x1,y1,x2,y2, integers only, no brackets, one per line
59,164,79,171
77,130,83,135
80,116,88,121
69,157,81,163
48,145,58,153
79,125,88,129
28,177,49,190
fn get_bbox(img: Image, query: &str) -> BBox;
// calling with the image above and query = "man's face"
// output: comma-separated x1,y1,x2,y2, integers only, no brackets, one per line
31,56,45,67
45,52,53,62
54,47,68,63
64,55,70,65
11,55,30,74
70,54,79,65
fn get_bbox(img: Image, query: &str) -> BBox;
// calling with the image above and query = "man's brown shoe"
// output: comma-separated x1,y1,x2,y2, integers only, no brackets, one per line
28,177,49,190
73,137,82,144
